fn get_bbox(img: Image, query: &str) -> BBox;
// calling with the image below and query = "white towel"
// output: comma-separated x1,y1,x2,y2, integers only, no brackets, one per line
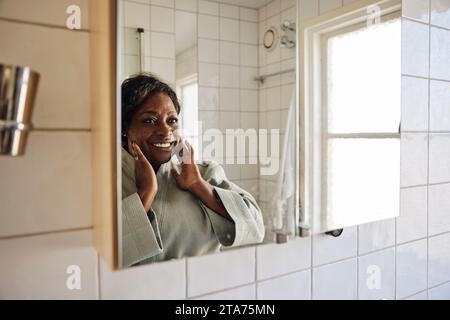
270,88,296,236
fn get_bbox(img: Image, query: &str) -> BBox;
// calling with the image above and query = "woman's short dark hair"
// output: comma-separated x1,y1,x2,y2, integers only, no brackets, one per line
121,73,181,148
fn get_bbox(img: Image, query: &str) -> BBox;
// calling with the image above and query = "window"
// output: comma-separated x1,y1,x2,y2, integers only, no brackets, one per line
323,14,401,229
176,75,199,153
299,0,401,233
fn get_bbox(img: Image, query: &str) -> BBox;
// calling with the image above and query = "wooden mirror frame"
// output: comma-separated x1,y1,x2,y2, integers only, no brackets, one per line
90,0,118,270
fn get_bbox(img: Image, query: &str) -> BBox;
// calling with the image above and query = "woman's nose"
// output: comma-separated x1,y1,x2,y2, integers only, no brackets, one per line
156,122,172,136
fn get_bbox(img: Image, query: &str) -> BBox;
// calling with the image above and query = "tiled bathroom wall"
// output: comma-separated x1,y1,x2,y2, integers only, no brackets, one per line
0,0,449,300
195,1,260,200
257,0,297,233
120,0,176,84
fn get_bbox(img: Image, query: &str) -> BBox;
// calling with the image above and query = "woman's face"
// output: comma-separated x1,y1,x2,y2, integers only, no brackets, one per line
127,92,180,167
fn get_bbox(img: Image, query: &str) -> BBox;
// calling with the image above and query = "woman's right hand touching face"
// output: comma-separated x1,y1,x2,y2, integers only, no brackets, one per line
130,141,158,213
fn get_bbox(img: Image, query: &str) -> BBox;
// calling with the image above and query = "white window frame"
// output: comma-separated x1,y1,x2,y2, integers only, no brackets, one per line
298,0,401,234
176,73,199,146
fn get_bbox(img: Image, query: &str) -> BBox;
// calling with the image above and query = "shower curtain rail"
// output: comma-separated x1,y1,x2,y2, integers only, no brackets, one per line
254,68,295,84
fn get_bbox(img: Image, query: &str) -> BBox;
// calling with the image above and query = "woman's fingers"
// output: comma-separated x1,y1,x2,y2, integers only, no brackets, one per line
186,140,195,164
132,141,146,162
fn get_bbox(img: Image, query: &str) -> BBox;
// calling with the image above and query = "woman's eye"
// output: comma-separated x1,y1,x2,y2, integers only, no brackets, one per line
168,118,179,124
143,118,157,125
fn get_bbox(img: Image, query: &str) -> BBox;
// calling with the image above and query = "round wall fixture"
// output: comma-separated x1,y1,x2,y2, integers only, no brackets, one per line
263,27,277,51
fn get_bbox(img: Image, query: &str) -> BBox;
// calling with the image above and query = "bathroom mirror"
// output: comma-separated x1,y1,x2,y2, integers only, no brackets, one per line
299,0,402,235
116,0,298,268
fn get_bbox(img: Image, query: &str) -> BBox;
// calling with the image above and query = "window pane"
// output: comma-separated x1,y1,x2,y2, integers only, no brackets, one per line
326,138,400,229
180,81,198,137
327,18,401,133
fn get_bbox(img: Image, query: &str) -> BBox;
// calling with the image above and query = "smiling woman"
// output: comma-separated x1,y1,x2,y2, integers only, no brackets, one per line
120,73,265,267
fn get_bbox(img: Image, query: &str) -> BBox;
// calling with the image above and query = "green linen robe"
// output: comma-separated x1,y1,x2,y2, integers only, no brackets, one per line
121,148,265,267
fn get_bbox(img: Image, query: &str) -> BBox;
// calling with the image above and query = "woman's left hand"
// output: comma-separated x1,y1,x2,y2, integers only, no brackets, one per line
171,139,204,192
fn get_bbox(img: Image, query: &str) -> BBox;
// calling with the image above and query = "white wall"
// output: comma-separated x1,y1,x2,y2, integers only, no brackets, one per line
195,1,260,202
0,0,449,300
258,0,297,236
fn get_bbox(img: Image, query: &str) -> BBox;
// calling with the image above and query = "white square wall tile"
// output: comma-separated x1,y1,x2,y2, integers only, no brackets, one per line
220,18,239,42
199,86,219,111
100,258,185,299
219,4,239,19
198,38,219,63
175,0,197,12
428,183,450,236
151,0,174,7
428,282,450,300
220,111,240,130
187,247,255,297
198,0,218,15
401,133,428,187
259,6,266,21
281,3,296,24
240,90,258,112
266,110,281,131
0,21,90,128
396,239,428,299
257,270,311,300
240,67,259,90
402,19,429,78
299,0,319,21
151,32,175,58
402,0,430,22
430,27,450,81
429,134,450,184
220,88,239,111
0,230,97,299
220,65,240,88
0,132,91,237
151,57,175,84
200,111,220,131
199,14,219,39
220,41,239,65
430,80,450,131
429,233,450,287
151,5,174,32
397,186,428,244
313,258,357,300
240,44,258,67
312,226,357,266
431,0,450,29
240,22,258,44
358,219,396,255
282,0,296,10
266,86,281,111
257,237,311,280
358,248,395,300
401,76,429,132
267,0,281,18
240,7,258,22
194,285,255,300
199,63,219,87
124,1,150,29
123,27,140,55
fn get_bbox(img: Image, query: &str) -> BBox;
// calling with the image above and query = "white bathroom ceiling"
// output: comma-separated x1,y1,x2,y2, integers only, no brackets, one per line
210,0,273,9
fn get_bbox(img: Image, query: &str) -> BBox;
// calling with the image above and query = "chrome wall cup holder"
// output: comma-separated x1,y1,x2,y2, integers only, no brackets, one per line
280,20,296,48
0,64,40,156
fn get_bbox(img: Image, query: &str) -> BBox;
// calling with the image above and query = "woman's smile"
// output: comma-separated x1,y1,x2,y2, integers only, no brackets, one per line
148,140,177,152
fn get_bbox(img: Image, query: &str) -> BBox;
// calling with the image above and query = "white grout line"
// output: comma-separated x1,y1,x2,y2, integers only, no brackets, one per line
0,17,90,32
426,0,432,299
0,226,93,241
402,15,450,32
